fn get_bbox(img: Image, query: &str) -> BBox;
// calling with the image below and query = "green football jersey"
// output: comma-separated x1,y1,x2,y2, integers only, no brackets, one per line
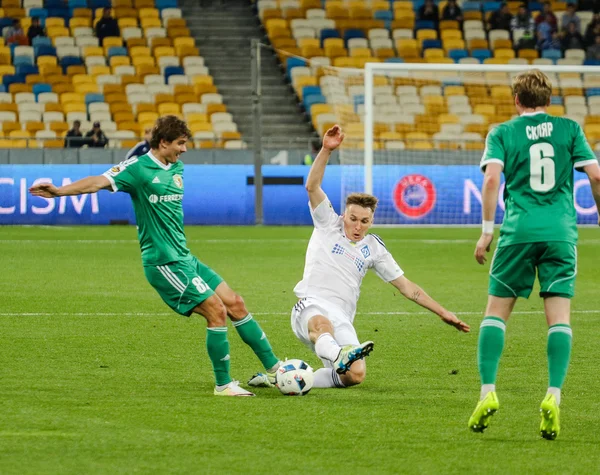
103,152,191,266
481,112,598,247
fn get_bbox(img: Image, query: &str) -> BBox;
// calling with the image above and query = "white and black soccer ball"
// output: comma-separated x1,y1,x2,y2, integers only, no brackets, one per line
275,359,314,396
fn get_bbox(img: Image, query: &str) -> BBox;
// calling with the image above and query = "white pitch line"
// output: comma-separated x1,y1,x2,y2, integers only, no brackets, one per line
0,310,597,317
1,239,600,245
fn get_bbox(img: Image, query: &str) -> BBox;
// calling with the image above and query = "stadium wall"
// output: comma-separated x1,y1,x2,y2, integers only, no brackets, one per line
0,164,596,225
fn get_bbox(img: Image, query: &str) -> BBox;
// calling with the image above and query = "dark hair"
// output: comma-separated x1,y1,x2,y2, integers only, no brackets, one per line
150,115,192,149
73,120,81,126
345,193,378,213
12,19,20,26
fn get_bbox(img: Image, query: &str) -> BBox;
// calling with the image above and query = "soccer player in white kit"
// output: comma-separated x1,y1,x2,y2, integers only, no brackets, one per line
249,125,470,390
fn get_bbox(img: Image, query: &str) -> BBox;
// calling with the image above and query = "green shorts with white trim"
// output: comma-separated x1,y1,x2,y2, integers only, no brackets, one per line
488,242,577,299
144,256,224,316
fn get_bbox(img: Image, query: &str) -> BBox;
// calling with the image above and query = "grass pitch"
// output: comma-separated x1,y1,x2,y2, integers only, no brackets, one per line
1,226,600,474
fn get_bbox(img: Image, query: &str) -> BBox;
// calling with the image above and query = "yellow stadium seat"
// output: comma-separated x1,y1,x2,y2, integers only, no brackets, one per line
83,46,104,57
63,103,87,113
166,18,186,29
495,48,516,59
474,104,496,116
117,18,138,28
141,17,161,28
75,83,100,94
192,75,214,87
60,93,85,105
71,74,94,85
69,17,91,28
423,48,444,60
175,94,197,105
173,37,195,49
518,48,539,61
132,56,155,68
439,20,459,30
26,122,45,134
443,38,465,53
547,105,565,116
130,46,151,57
444,85,465,96
468,38,488,51
45,17,65,28
154,46,176,58
103,36,124,49
138,7,159,18
175,46,199,58
350,47,372,58
158,103,181,115
185,112,208,124
73,7,92,18
47,26,69,37
109,56,131,68
2,122,21,134
90,65,111,76
490,86,512,98
441,29,462,40
37,56,57,67
438,114,460,124
155,93,175,104
416,29,437,42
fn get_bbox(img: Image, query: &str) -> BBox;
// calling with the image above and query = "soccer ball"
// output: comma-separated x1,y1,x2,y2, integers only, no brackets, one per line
275,359,314,396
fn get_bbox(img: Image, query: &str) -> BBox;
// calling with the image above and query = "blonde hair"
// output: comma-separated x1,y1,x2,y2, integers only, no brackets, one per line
345,193,378,213
512,69,553,109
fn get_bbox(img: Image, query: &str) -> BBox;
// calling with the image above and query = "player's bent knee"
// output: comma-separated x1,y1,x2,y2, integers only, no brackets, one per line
341,361,366,387
226,294,248,320
307,315,334,337
195,295,227,327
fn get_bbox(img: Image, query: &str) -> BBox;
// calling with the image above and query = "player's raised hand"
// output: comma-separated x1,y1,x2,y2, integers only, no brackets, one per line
474,233,494,265
322,125,345,151
29,182,60,198
440,311,470,333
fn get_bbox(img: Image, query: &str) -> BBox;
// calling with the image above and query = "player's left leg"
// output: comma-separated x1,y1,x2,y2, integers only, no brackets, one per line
537,242,576,439
213,281,281,375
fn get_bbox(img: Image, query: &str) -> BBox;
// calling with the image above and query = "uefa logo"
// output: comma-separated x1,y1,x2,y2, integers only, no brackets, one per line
393,174,436,219
148,194,158,204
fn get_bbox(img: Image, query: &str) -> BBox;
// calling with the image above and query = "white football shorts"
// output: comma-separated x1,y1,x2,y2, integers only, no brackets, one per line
290,297,360,365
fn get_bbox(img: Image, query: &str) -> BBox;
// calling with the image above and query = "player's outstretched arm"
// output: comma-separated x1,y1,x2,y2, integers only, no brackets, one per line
29,175,111,198
583,162,600,226
390,275,470,333
475,163,502,265
305,125,345,209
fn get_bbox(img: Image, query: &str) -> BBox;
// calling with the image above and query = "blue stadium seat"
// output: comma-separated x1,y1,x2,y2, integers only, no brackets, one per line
584,59,600,66
384,57,404,63
542,49,562,61
0,19,13,31
482,1,501,12
0,85,6,93
344,29,365,45
448,49,469,61
16,64,38,76
471,48,492,61
32,36,52,48
303,94,326,114
48,7,70,19
85,93,104,104
164,65,184,80
462,1,482,11
33,83,52,97
586,88,600,97
286,57,307,81
156,0,178,9
415,20,435,30
528,2,543,11
68,0,88,7
3,74,26,87
29,8,49,18
45,0,65,7
60,56,83,69
34,45,57,57
550,96,563,105
302,85,321,100
422,39,442,50
14,56,33,67
320,28,341,46
90,0,110,9
107,46,128,58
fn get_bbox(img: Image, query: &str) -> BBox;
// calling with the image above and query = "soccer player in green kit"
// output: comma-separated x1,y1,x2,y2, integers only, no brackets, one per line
29,115,281,397
467,70,600,439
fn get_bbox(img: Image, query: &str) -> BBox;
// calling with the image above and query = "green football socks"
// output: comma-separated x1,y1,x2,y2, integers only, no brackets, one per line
206,327,232,386
547,324,572,396
478,317,506,387
233,314,279,370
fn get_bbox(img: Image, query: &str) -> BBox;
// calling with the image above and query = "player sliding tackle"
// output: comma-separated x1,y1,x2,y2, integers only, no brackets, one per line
468,69,600,439
29,115,283,397
249,125,469,390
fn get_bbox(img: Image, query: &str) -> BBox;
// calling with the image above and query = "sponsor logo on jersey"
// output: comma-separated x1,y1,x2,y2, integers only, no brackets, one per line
152,176,160,184
360,245,370,259
173,174,183,189
110,166,120,173
148,194,183,204
393,173,436,219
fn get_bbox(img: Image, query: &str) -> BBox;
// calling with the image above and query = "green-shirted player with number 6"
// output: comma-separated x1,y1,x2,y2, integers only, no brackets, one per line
29,115,282,397
468,70,600,439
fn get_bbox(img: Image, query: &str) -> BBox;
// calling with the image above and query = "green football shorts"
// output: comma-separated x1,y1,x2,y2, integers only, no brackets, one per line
488,242,577,299
144,256,224,316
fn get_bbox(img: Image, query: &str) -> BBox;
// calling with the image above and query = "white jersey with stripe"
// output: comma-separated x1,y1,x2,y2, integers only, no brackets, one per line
293,197,404,321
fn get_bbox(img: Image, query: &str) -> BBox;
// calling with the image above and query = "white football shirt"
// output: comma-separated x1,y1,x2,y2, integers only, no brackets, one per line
293,197,404,321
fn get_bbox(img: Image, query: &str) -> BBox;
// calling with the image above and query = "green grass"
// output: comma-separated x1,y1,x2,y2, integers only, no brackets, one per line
1,226,600,474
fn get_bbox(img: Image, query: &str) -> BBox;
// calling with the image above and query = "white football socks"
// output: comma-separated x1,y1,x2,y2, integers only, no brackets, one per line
314,333,341,362
480,384,496,400
547,387,561,405
313,368,345,388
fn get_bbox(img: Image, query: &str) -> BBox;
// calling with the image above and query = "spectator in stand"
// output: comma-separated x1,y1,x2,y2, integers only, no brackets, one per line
511,4,535,36
537,13,557,43
418,0,440,27
537,30,562,50
586,34,600,59
65,120,85,148
3,20,27,46
442,0,463,22
488,3,513,31
95,7,120,46
85,121,108,148
561,21,585,50
534,2,557,30
584,13,600,45
561,3,581,33
27,17,46,44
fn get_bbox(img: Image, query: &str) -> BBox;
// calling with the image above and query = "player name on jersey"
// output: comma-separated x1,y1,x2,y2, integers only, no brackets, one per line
526,122,553,140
